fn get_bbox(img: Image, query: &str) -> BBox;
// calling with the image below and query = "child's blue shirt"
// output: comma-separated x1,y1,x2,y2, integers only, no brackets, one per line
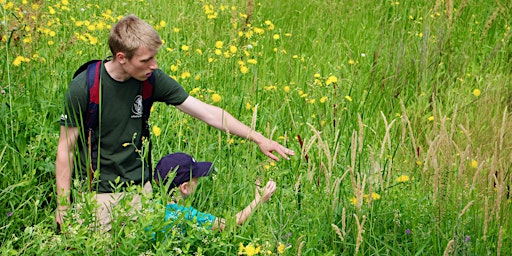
165,203,216,228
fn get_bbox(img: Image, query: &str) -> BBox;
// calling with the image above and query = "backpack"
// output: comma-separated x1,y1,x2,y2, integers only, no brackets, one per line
73,59,155,189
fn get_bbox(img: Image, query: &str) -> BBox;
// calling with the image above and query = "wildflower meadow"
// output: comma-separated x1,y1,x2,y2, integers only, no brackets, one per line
1,0,511,255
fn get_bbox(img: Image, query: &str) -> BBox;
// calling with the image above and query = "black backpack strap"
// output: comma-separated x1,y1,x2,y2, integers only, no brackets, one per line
142,73,155,178
73,59,102,79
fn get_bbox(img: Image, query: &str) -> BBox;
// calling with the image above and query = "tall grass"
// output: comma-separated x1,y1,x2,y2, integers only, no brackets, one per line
1,0,511,254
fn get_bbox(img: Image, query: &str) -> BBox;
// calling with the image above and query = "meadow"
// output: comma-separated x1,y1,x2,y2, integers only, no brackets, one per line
1,0,511,255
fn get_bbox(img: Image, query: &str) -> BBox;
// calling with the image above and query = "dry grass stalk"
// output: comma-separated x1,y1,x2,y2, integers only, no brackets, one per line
498,107,507,152
470,159,483,194
458,200,473,219
497,225,503,256
297,241,305,256
455,144,469,182
306,123,341,188
483,196,489,241
433,0,442,15
455,0,469,20
295,173,302,195
331,177,341,211
369,148,384,191
243,0,254,28
296,235,305,256
341,207,346,237
443,239,454,256
357,114,363,153
379,111,396,159
349,131,358,192
321,161,330,188
400,100,418,160
331,223,344,241
481,7,501,38
449,105,458,142
354,214,366,255
490,156,501,222
432,148,440,206
445,0,453,28
385,156,393,190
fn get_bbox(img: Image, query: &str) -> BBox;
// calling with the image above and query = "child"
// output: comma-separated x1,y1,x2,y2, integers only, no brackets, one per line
154,152,276,231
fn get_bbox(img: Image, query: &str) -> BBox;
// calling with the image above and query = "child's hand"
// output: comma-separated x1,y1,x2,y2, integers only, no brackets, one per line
255,179,277,203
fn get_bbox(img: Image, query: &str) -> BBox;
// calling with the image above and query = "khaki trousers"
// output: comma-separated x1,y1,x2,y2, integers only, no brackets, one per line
79,182,152,231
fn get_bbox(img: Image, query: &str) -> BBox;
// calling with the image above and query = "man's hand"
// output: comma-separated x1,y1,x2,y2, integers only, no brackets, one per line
257,139,294,161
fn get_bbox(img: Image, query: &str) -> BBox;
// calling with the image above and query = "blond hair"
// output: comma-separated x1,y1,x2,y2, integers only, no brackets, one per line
108,14,162,59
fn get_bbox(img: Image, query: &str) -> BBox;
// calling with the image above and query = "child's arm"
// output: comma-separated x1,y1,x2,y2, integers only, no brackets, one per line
213,180,276,231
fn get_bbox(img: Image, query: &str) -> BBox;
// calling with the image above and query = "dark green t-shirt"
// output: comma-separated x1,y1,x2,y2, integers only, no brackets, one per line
60,63,189,193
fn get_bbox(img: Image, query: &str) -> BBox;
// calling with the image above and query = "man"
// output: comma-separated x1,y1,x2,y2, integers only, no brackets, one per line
153,152,276,231
55,14,293,229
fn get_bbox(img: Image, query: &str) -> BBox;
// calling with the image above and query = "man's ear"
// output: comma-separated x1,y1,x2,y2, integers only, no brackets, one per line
116,52,127,64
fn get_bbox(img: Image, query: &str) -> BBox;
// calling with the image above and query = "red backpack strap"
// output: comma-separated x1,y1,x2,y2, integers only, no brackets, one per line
84,61,102,132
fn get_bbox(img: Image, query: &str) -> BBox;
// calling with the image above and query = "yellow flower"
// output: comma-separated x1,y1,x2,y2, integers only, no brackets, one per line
254,27,265,35
159,20,166,27
320,96,328,103
273,34,280,40
150,106,155,112
239,243,245,254
277,243,286,254
470,159,478,168
229,45,237,53
427,116,434,121
180,71,191,79
396,175,410,183
240,65,248,74
325,75,338,85
348,59,355,65
245,102,251,110
212,93,222,103
152,126,161,136
181,45,189,51
363,192,381,202
345,95,352,102
170,64,178,72
247,59,257,64
244,244,261,256
215,41,223,49
283,86,290,93
472,89,481,97
350,197,358,205
13,56,23,66
122,143,129,147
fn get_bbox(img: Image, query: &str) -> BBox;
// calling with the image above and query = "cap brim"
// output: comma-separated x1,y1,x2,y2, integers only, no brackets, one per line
193,162,213,178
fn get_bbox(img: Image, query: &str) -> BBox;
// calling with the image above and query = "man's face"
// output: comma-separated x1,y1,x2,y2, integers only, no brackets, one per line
123,46,159,81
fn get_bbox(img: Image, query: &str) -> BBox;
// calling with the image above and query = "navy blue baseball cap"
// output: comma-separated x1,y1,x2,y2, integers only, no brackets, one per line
154,153,213,189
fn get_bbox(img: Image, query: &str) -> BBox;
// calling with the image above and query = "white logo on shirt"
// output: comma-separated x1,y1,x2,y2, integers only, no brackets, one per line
131,95,143,118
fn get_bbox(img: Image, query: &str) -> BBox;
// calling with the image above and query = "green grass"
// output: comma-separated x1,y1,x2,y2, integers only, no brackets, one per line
1,0,511,255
